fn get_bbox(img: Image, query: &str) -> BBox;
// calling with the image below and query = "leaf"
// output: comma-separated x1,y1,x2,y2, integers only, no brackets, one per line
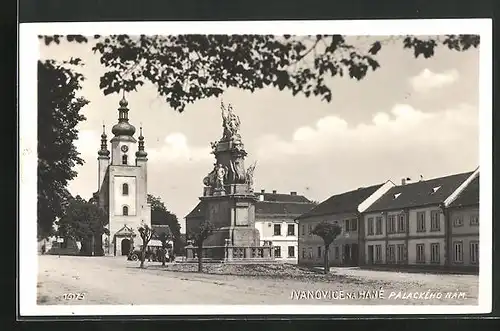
368,41,382,55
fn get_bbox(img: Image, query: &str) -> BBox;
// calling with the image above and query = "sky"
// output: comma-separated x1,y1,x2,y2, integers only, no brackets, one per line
39,36,480,233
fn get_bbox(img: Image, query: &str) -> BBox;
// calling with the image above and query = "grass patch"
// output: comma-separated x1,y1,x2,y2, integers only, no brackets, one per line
148,263,393,287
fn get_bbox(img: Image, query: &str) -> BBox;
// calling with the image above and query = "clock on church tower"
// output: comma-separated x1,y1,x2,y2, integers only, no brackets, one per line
121,145,129,153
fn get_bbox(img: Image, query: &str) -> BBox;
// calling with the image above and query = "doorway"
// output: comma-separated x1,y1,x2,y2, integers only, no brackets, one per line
121,238,131,256
351,244,359,266
343,244,351,265
367,245,374,265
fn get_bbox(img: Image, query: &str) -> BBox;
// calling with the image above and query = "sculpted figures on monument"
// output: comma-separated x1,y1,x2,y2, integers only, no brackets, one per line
210,141,218,154
215,163,228,190
221,102,241,141
246,161,257,190
232,159,246,183
203,163,217,187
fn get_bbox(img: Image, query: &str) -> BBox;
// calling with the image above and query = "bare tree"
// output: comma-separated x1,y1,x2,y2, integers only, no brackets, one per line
312,221,342,274
187,220,216,273
138,224,154,269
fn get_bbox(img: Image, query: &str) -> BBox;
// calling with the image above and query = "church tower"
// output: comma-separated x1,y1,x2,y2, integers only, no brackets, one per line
97,95,151,256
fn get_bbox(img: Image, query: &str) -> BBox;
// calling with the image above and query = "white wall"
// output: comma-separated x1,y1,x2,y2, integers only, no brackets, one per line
113,176,137,216
408,206,445,237
407,238,446,265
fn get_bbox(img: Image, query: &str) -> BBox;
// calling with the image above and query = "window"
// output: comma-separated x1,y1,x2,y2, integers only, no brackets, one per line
367,217,374,235
396,244,405,263
453,241,463,263
274,246,281,258
375,217,383,234
397,214,406,233
122,183,129,196
302,248,306,259
416,212,426,232
350,219,358,231
301,225,305,236
430,243,440,263
430,210,440,231
334,246,339,259
308,247,313,259
470,241,479,264
287,224,295,236
122,154,128,165
317,246,322,258
416,244,425,263
454,215,464,227
375,245,382,263
387,215,396,234
273,224,281,236
288,246,295,258
122,206,129,216
308,224,312,235
470,215,479,226
344,219,349,233
387,244,395,263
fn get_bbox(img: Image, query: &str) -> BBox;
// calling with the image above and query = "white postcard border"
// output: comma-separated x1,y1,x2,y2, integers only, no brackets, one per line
19,19,492,316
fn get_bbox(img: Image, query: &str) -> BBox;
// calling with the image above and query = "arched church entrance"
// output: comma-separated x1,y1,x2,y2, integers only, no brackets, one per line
121,238,131,256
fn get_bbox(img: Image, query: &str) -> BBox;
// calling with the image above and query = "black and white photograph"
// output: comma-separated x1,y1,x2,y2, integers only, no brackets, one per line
19,19,492,316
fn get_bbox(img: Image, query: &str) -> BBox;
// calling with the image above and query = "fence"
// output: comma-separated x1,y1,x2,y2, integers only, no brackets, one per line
185,241,275,262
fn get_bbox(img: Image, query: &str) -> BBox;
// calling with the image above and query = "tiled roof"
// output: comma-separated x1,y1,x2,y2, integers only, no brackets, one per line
185,192,315,219
297,184,384,219
365,171,473,213
449,175,479,208
255,201,316,216
185,202,205,219
152,224,172,238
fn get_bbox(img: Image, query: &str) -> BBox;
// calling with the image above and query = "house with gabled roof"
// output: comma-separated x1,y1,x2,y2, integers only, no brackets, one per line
361,170,475,269
296,180,395,267
185,189,316,263
444,169,479,269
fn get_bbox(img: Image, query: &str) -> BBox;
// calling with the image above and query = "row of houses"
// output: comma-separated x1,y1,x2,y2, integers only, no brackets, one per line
297,168,480,271
184,167,479,270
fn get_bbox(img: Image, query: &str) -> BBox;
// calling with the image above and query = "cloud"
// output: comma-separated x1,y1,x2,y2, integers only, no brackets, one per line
410,68,460,93
255,103,478,160
147,133,212,164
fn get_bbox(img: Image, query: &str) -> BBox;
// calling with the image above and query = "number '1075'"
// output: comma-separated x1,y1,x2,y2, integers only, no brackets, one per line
63,293,85,300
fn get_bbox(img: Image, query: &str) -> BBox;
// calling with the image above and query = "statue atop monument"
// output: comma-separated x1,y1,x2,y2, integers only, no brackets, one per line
203,102,255,195
221,101,241,142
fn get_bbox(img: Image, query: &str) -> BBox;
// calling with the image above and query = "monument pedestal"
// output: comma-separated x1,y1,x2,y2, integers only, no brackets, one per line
201,184,260,247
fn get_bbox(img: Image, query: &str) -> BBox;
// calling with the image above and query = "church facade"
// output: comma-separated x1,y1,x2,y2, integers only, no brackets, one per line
96,96,151,256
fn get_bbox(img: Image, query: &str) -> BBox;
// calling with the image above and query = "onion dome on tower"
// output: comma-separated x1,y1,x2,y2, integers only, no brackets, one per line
98,125,110,157
135,126,148,159
111,95,136,141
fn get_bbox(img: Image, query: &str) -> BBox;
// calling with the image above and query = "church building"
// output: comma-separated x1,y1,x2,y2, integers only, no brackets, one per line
96,96,151,256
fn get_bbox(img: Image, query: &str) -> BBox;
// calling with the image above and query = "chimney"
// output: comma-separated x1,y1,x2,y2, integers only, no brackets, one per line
261,189,265,194
401,177,411,185
290,191,297,196
272,190,277,194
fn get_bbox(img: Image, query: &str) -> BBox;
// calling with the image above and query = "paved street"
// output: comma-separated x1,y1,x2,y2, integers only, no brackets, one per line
37,255,478,305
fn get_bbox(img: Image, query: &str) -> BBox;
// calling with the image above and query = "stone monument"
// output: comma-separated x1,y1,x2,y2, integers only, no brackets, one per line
200,102,260,248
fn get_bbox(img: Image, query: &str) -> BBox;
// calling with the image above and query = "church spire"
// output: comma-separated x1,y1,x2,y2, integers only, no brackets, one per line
135,125,148,159
111,93,136,139
98,124,110,157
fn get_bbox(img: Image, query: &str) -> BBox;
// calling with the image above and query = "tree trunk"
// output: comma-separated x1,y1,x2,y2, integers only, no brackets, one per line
324,244,330,274
140,247,146,268
197,246,203,273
